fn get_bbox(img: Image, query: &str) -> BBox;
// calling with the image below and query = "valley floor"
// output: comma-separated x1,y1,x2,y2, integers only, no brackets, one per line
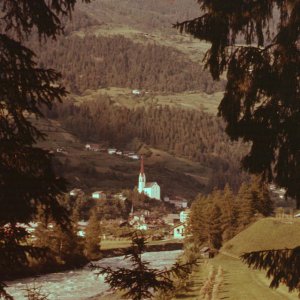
173,253,298,300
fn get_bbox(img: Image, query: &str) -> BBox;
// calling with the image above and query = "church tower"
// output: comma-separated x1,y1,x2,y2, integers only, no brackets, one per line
138,155,146,193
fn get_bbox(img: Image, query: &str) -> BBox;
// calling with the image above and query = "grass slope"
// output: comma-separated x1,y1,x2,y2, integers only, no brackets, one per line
174,218,300,299
222,217,300,257
75,87,222,114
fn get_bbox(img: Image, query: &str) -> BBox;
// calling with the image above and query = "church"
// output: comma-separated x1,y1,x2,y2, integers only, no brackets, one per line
138,156,161,200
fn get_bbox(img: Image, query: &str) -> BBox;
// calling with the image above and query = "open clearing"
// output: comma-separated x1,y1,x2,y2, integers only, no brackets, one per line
73,87,222,114
175,253,298,300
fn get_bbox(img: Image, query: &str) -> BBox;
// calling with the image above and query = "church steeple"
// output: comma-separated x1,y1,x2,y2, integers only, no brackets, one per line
138,155,146,193
140,155,144,174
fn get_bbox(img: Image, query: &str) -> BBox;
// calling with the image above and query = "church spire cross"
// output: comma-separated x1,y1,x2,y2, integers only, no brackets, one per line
140,155,144,174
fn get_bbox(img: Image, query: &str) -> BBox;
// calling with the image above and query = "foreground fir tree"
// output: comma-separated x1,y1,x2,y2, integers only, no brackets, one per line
93,233,195,300
176,0,299,293
0,1,90,298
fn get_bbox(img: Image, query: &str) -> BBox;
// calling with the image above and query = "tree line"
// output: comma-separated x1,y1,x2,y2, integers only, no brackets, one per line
190,177,274,250
32,34,225,94
45,96,248,192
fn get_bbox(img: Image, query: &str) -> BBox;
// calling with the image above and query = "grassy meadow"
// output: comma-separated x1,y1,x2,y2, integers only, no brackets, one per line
173,217,300,300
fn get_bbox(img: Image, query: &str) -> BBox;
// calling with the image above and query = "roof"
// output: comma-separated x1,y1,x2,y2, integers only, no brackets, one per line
93,191,105,194
173,222,186,229
145,182,158,188
200,246,210,253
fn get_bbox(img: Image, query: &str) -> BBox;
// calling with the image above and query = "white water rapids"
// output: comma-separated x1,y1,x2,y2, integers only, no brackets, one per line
6,250,182,300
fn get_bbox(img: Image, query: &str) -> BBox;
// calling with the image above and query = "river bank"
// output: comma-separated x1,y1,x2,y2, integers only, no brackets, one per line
6,250,183,300
3,240,183,283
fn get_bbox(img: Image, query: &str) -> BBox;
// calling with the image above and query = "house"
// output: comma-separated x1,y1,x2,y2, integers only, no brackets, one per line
56,147,68,154
85,144,100,151
128,154,139,160
128,214,148,231
180,209,190,223
173,223,185,239
108,148,117,155
132,89,141,95
163,214,180,226
92,191,106,200
114,193,127,201
69,188,84,197
200,247,215,258
165,196,188,209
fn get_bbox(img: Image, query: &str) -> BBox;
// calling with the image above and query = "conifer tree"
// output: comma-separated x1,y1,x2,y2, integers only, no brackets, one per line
207,204,223,250
249,176,274,217
84,210,101,260
236,183,255,229
94,233,195,300
175,0,300,208
0,1,90,297
219,185,238,241
189,194,210,246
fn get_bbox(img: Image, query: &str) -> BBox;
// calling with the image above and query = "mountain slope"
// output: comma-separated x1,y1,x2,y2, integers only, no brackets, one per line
222,218,300,257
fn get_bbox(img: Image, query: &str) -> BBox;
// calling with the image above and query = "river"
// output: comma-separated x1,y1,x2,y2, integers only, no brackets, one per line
6,250,182,300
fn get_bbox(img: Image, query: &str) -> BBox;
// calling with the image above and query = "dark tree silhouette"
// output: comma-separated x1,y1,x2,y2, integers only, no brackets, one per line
242,247,300,294
175,0,300,293
0,1,89,298
93,233,196,300
175,0,300,208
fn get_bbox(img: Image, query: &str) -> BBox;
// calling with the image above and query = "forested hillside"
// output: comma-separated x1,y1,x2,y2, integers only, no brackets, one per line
46,96,248,192
34,35,224,94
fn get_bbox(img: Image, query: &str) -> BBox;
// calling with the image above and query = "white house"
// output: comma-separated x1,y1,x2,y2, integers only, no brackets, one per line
173,223,185,239
132,89,141,95
108,148,117,155
138,156,161,200
92,191,106,200
164,196,187,208
69,188,84,197
180,209,190,224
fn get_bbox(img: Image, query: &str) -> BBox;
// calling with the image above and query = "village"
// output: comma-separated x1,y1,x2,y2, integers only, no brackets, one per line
70,155,191,241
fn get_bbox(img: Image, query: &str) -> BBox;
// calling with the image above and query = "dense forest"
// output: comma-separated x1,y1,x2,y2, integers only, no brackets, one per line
46,96,248,192
33,34,224,94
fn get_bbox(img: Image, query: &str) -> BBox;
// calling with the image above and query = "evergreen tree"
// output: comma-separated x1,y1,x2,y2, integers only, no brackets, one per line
189,194,211,246
84,210,101,260
175,0,300,208
93,234,195,300
218,185,238,241
236,183,255,229
0,1,89,297
249,176,274,217
207,204,223,250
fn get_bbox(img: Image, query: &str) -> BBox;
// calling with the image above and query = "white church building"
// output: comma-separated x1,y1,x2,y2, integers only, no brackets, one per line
138,156,161,200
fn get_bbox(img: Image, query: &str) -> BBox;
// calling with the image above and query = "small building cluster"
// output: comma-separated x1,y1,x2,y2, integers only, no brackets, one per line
85,144,139,160
164,196,188,209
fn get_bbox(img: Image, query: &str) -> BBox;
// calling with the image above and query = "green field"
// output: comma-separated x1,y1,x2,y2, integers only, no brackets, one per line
222,217,300,257
174,254,298,300
173,218,300,299
73,87,222,115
